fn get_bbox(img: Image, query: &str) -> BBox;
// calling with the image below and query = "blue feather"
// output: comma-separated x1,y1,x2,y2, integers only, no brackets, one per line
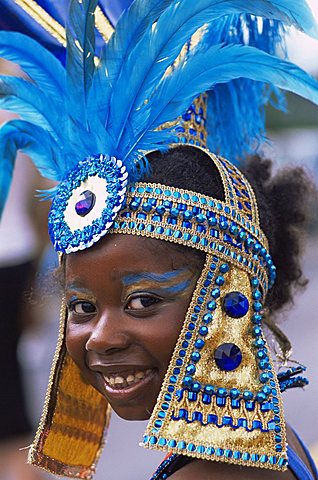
88,0,174,126
0,32,66,106
0,119,63,218
200,15,287,161
0,76,62,137
270,0,318,38
66,0,98,128
125,43,318,158
108,0,318,149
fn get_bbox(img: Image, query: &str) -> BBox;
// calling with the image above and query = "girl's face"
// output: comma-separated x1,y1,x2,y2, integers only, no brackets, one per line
65,235,199,420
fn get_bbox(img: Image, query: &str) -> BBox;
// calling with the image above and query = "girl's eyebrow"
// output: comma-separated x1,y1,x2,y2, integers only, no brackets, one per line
156,279,193,295
64,283,92,295
122,269,187,286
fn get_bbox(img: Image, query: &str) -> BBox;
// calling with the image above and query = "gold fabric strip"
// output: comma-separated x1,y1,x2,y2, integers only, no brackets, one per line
95,6,114,42
13,0,66,46
12,1,114,48
28,300,111,479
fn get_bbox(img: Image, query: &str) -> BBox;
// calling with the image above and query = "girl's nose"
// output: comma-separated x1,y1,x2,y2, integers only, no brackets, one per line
85,311,131,354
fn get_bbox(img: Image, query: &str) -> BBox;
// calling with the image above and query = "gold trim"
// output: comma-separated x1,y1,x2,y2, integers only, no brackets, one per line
13,1,114,48
13,0,66,47
95,6,114,42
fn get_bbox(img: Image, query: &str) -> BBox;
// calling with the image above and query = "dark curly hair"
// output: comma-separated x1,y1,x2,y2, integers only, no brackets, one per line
146,146,314,315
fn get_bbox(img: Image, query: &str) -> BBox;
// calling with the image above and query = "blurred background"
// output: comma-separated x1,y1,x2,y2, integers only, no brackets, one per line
0,1,317,479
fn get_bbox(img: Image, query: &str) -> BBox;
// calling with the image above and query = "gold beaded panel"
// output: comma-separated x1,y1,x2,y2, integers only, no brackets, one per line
144,256,287,470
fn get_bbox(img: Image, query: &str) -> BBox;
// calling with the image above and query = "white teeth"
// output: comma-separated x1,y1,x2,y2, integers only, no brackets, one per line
103,370,153,388
103,369,152,388
127,375,135,384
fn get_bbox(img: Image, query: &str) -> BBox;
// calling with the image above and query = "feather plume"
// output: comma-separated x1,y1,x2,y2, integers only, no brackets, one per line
0,32,66,105
107,0,318,148
88,0,174,126
66,0,98,128
200,15,287,161
0,119,62,218
123,43,318,159
0,76,62,137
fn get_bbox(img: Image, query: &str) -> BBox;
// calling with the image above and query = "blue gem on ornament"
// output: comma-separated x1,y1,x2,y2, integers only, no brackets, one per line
223,291,249,318
75,190,96,217
214,343,242,371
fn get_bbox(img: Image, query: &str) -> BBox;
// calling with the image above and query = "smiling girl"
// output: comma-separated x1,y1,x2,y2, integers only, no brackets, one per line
1,0,318,479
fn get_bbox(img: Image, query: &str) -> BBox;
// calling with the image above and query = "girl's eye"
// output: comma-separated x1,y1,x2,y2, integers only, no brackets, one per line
126,296,161,310
70,301,96,315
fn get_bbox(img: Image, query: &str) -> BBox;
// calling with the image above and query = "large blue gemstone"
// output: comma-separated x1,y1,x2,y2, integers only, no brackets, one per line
75,190,96,217
214,343,242,371
223,291,249,318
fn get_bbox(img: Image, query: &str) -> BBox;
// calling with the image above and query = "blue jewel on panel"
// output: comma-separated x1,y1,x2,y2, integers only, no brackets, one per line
191,382,201,392
231,399,240,409
199,326,208,336
252,313,262,324
202,393,211,404
195,213,206,223
211,288,220,299
203,312,213,323
206,447,215,456
215,275,225,286
253,301,263,312
191,352,201,363
183,376,193,387
142,202,152,212
223,292,249,318
204,385,214,395
156,205,165,215
206,301,216,312
208,216,217,226
186,364,196,375
214,343,242,371
219,263,229,273
197,445,205,454
230,388,240,399
187,444,196,452
195,339,205,349
170,208,179,217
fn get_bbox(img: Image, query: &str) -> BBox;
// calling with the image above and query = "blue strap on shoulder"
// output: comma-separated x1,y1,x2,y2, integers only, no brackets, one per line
288,429,318,480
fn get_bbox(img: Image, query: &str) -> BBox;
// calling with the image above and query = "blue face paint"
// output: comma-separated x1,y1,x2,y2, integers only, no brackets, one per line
122,270,185,286
158,279,192,295
123,269,194,298
65,284,97,303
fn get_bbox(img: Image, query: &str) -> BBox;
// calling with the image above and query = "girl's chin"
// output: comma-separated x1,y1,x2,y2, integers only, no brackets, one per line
110,404,153,421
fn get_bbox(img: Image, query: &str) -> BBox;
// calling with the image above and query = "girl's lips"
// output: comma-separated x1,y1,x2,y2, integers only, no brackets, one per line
100,368,157,400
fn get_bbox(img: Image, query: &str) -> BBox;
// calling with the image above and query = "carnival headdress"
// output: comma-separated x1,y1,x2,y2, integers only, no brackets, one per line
0,0,318,478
